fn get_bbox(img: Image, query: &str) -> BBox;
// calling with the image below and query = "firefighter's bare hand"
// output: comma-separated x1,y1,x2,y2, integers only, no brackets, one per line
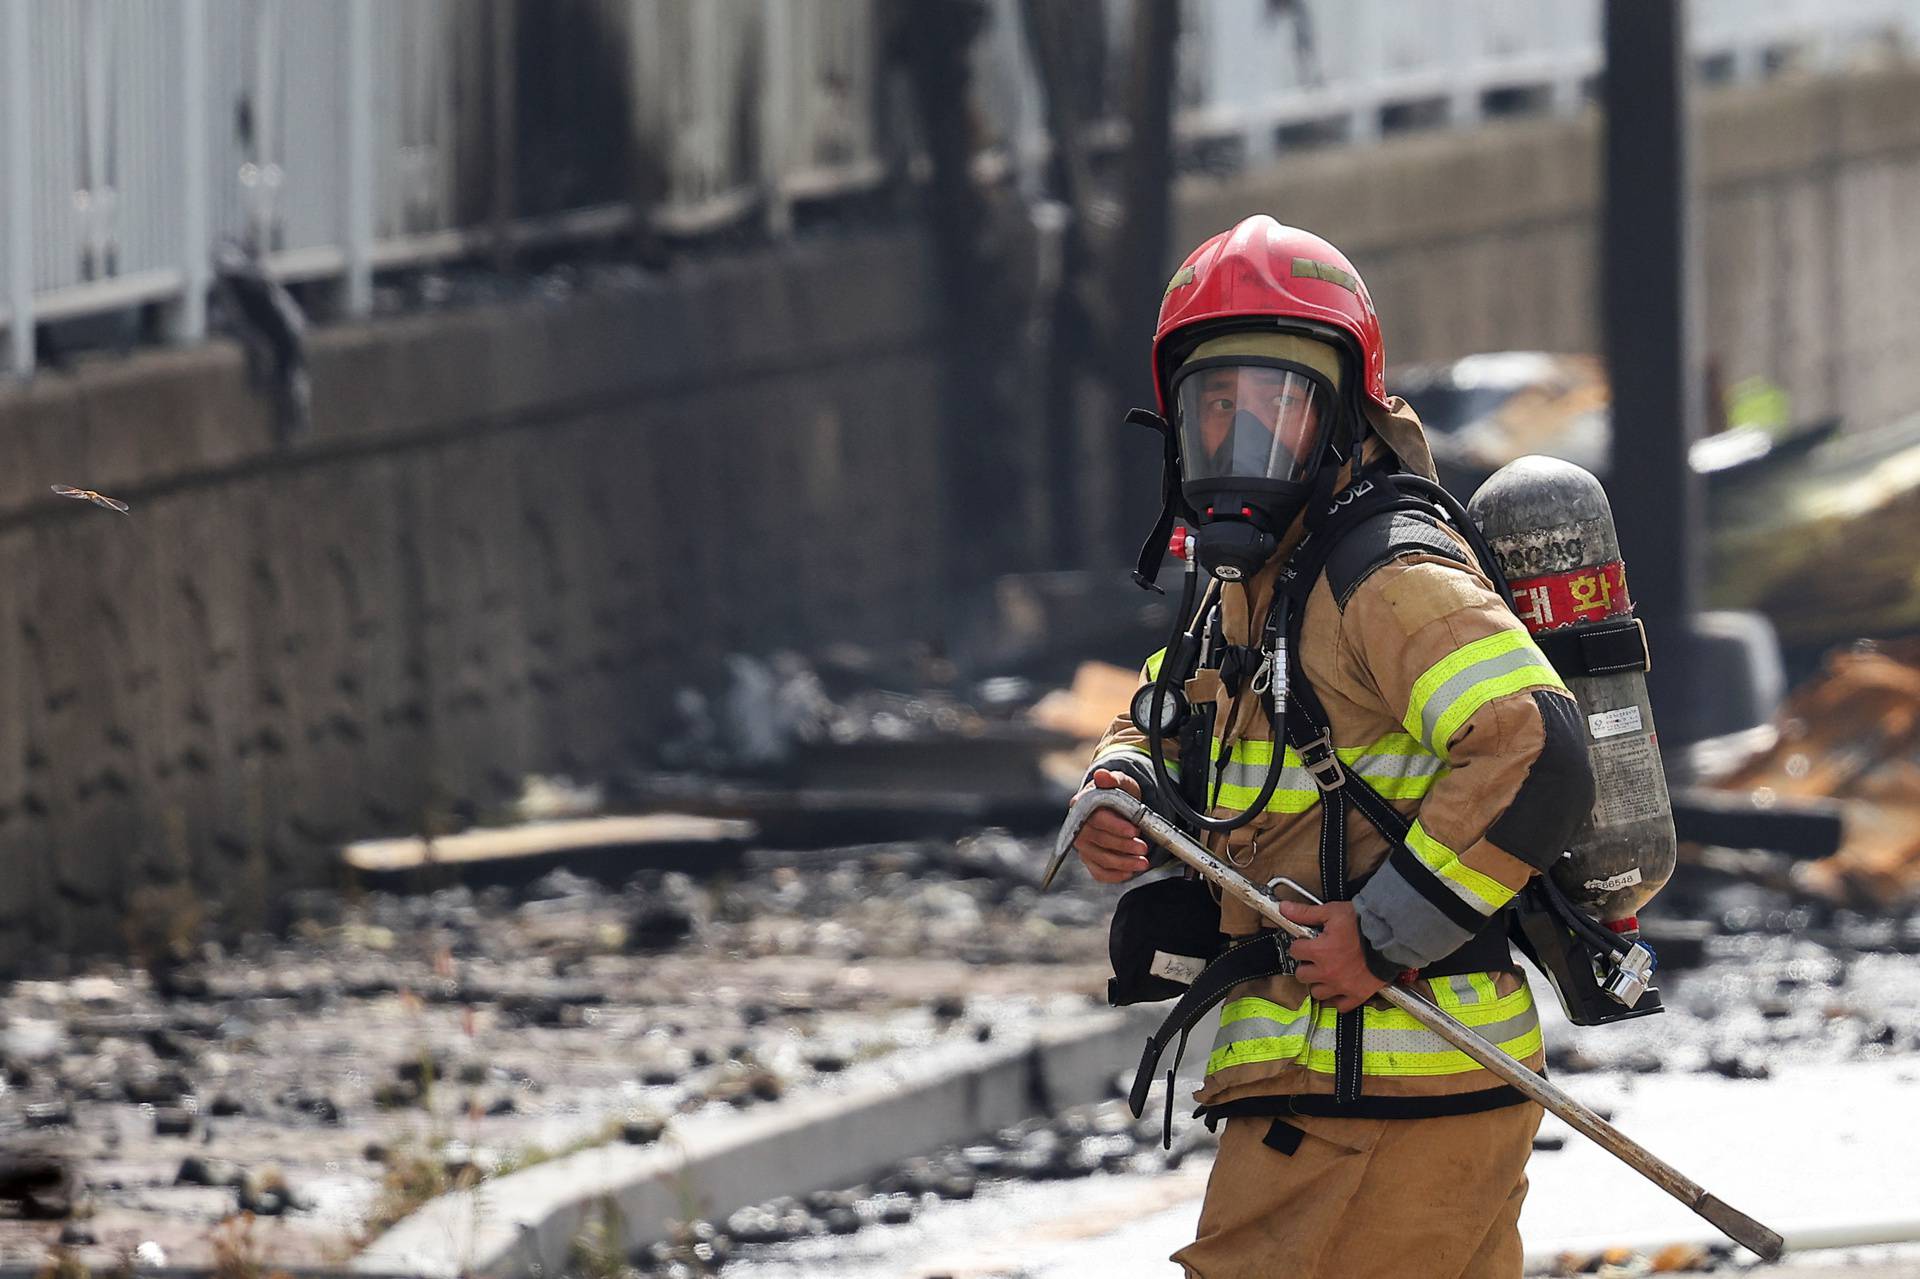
1069,769,1150,884
1281,901,1388,1013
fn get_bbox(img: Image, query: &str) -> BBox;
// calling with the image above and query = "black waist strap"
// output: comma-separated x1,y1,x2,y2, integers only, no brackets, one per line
1126,909,1513,1145
1128,930,1297,1145
1194,1084,1532,1129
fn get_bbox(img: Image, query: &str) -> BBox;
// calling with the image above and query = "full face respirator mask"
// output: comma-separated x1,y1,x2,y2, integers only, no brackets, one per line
1127,331,1353,589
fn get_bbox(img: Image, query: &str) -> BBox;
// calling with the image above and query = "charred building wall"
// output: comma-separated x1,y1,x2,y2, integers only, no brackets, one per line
0,235,945,971
3,67,1919,969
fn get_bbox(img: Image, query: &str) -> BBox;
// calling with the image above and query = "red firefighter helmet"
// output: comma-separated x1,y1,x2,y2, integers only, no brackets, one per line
1153,216,1386,418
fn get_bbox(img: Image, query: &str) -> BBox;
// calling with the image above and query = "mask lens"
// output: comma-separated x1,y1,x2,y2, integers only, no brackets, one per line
1174,365,1332,484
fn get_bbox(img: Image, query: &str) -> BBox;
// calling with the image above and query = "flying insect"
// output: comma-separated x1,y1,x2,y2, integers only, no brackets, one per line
51,484,130,513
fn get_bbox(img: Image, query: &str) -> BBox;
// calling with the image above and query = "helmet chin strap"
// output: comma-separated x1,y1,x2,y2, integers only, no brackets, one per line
1311,456,1348,505
1341,378,1375,469
1126,407,1195,593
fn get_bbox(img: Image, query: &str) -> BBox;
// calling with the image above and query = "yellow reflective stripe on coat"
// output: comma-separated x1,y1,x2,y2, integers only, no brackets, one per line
1208,982,1541,1078
1403,629,1565,759
1405,821,1516,915
1210,732,1446,813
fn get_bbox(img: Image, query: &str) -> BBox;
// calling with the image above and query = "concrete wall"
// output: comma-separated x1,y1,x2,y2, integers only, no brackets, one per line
5,66,1920,971
1179,65,1920,433
0,235,947,970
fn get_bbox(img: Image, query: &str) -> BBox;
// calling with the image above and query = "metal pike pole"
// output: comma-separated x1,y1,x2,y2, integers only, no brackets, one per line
1048,788,1786,1262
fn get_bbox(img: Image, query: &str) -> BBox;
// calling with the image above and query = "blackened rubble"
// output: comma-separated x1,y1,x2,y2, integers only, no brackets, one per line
630,1097,1219,1278
0,833,1113,1271
2,637,1917,1273
602,873,1920,1277
5,846,1918,1273
4,850,1917,1272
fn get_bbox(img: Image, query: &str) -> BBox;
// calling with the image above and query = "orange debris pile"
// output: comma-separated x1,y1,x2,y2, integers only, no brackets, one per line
1716,639,1920,906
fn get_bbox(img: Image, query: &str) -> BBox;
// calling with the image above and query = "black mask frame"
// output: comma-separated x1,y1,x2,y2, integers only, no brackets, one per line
1167,354,1345,582
1128,321,1369,591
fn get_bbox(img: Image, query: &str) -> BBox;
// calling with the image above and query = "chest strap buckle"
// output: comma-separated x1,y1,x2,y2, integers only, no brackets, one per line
1299,732,1345,791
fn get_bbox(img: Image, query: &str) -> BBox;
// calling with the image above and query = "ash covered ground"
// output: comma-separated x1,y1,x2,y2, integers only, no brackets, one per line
0,833,1115,1272
704,865,1920,1279
2,800,1917,1275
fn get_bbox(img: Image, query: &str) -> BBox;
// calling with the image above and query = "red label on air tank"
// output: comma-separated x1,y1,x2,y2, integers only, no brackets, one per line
1507,559,1632,634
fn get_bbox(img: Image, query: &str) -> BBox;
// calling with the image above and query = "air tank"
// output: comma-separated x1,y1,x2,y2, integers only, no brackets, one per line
1468,455,1676,922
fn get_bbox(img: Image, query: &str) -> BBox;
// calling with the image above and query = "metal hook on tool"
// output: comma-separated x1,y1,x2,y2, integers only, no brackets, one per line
1265,876,1323,907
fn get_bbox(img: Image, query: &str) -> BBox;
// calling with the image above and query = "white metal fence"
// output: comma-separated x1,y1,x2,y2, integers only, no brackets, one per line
975,0,1920,188
0,0,890,375
3,0,1917,377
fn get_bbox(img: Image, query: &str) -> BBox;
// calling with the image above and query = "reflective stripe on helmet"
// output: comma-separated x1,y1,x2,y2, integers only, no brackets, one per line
1207,981,1540,1078
1403,629,1566,759
1153,216,1388,416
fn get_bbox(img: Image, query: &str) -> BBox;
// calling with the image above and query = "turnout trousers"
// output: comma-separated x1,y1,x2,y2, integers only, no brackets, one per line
1171,1102,1542,1279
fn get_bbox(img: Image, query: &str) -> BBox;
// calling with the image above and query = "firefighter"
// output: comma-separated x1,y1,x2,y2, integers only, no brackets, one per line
1070,216,1596,1279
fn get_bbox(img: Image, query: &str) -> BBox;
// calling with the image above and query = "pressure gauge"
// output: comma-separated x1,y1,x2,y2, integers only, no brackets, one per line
1130,682,1189,737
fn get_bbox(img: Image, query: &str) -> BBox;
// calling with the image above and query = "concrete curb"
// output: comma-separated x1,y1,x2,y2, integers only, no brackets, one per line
355,1004,1163,1278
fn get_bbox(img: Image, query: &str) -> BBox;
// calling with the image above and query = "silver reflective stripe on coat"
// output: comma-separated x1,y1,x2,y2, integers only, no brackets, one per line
1209,985,1542,1078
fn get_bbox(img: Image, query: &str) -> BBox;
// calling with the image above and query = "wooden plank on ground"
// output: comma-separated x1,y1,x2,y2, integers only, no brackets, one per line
342,814,756,886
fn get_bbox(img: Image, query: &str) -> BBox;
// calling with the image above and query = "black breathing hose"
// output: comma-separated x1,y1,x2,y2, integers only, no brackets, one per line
1144,558,1289,834
1537,873,1636,960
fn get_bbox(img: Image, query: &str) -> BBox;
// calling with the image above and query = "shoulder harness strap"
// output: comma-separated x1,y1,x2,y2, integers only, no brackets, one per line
1322,508,1473,608
1279,473,1478,1106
